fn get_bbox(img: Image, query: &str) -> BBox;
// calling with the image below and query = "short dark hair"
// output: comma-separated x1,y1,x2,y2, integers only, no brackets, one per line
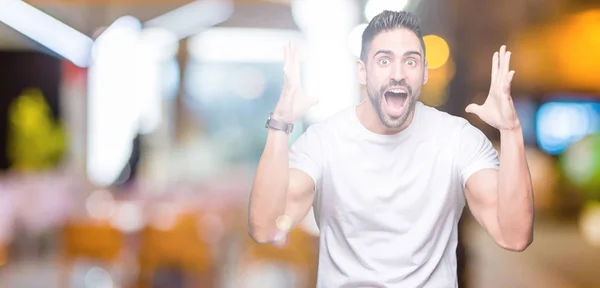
360,10,426,62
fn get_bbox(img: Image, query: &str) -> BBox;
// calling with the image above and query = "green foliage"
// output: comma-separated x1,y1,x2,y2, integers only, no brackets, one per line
7,88,66,171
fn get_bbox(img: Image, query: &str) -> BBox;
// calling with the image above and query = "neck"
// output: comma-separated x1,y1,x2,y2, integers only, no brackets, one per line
356,101,415,135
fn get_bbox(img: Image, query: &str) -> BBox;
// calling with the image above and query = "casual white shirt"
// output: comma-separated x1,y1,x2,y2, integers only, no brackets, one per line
289,101,499,287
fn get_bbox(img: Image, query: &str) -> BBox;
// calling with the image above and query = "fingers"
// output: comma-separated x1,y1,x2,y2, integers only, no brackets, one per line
287,41,302,84
502,48,511,76
465,103,481,114
505,49,511,70
499,45,505,70
494,45,514,83
284,41,299,82
284,41,299,69
291,41,299,68
282,40,304,96
283,41,290,72
491,52,498,83
507,70,515,83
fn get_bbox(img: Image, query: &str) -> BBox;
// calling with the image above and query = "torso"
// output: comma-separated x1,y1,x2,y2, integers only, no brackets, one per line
312,102,466,288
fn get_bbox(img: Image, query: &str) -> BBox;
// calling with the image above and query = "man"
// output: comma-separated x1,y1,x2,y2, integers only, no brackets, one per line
249,10,534,288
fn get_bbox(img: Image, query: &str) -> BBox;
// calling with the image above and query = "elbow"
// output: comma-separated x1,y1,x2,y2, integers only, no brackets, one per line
249,224,290,245
497,211,535,252
501,241,531,252
248,222,275,244
499,234,533,252
248,230,272,244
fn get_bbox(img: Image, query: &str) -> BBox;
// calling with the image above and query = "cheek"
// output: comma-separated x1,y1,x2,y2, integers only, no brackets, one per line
367,78,385,93
408,68,425,83
367,68,388,86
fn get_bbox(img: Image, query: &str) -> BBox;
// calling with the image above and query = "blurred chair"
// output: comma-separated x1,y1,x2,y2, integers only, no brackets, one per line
59,220,125,287
237,228,319,288
0,242,6,268
137,211,215,288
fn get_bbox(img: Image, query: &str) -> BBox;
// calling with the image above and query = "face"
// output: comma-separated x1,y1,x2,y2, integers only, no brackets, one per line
357,28,428,130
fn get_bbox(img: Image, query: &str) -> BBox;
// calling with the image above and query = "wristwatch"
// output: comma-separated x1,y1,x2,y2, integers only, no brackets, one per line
265,113,294,134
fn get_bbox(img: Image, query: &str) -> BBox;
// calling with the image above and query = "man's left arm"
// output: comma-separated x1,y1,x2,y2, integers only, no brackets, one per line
463,126,534,251
463,45,534,252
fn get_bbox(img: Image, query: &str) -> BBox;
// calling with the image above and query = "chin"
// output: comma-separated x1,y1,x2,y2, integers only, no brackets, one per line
378,101,413,129
368,90,416,130
380,114,408,129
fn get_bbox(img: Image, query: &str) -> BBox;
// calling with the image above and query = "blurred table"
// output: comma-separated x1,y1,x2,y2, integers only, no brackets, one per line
465,217,600,288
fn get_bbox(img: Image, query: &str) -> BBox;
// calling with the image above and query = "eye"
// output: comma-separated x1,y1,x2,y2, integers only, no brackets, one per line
405,59,417,66
379,58,391,66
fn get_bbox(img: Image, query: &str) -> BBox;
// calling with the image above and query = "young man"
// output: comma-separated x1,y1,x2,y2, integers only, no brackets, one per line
249,10,534,288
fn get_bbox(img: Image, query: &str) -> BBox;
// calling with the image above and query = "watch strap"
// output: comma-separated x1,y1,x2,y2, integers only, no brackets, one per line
266,113,294,133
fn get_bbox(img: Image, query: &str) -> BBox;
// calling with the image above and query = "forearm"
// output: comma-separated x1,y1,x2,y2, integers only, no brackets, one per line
248,129,290,242
497,126,534,247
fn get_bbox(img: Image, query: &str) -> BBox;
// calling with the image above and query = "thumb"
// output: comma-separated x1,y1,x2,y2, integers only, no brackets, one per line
465,103,481,114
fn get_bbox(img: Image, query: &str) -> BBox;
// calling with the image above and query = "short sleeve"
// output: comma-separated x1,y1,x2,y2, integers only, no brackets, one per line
457,121,499,188
289,125,324,187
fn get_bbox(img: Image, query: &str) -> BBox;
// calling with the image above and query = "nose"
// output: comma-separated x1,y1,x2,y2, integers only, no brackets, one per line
390,62,405,82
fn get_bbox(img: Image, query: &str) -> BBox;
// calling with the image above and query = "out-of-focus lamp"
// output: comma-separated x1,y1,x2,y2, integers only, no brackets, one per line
510,9,600,93
560,134,600,200
579,201,600,247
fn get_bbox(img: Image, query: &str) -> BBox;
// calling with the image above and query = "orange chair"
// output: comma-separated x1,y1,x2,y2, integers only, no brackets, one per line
60,220,125,287
237,227,319,288
0,242,6,267
137,211,216,288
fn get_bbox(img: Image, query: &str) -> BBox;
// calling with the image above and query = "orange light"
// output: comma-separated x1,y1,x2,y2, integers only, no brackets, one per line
423,35,450,70
510,9,600,93
421,58,455,107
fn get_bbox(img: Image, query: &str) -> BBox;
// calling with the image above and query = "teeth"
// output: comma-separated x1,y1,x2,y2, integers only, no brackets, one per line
389,89,405,94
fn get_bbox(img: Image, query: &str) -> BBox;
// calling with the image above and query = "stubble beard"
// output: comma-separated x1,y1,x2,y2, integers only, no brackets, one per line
366,82,420,130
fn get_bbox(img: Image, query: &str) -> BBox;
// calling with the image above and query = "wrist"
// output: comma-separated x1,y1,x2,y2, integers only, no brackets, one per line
272,110,294,124
499,122,522,134
499,124,524,142
268,128,290,138
266,112,295,134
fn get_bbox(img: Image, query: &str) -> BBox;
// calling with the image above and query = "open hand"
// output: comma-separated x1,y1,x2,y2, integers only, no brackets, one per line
272,41,318,123
465,45,520,131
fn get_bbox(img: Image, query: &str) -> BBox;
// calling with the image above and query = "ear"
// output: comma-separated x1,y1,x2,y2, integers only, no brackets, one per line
423,59,429,85
356,60,367,85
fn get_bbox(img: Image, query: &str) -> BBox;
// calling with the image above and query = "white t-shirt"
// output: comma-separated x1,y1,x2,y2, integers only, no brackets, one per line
289,101,499,288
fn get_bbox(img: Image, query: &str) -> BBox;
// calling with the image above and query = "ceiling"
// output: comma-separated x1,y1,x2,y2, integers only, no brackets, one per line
0,0,299,50
0,2,184,49
0,0,459,50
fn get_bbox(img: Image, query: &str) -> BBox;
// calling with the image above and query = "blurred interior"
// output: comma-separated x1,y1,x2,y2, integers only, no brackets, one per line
0,0,599,287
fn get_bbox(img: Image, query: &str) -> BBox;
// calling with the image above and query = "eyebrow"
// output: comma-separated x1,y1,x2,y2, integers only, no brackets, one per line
372,50,422,59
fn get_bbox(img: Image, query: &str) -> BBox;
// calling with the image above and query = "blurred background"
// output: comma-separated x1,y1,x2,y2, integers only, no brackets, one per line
0,0,599,287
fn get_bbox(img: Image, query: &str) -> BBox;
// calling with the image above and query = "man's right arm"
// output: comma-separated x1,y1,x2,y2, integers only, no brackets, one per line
248,42,320,243
248,129,316,244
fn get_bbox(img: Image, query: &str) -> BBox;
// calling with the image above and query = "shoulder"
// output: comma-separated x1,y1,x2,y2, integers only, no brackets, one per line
302,105,354,136
418,103,471,133
417,103,491,150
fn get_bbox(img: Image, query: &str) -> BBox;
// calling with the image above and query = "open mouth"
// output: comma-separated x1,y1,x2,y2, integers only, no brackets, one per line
384,88,408,111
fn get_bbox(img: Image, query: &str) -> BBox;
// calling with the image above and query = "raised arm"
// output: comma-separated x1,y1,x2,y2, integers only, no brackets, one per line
248,42,319,244
464,45,534,251
249,130,318,243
